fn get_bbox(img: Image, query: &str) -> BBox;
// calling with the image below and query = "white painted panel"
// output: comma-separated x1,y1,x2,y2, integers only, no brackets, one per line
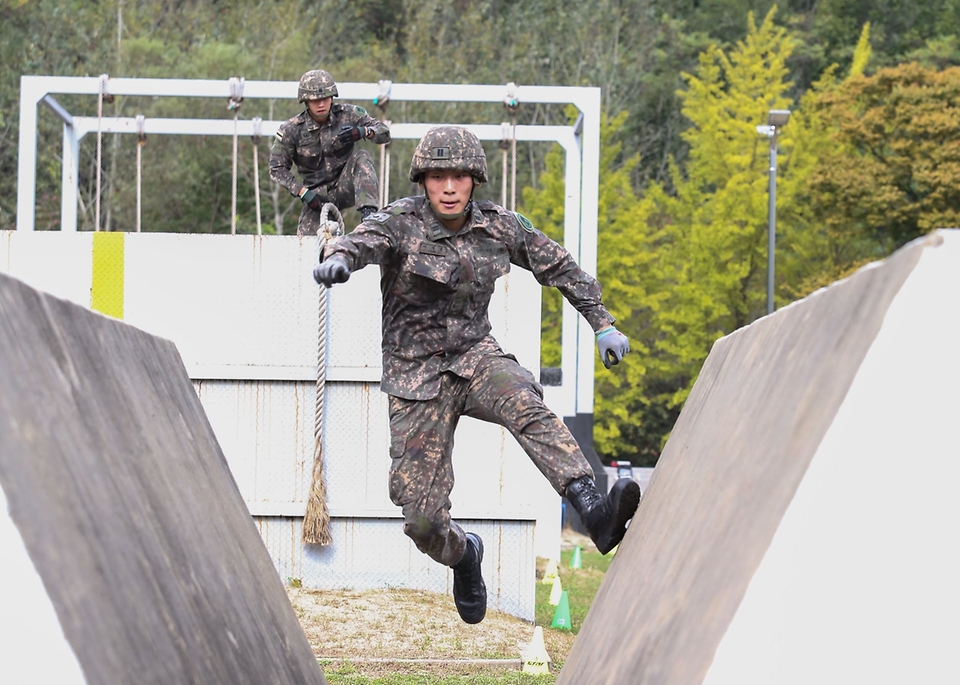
326,266,386,371
0,231,92,307
3,231,569,607
124,234,324,372
194,379,313,503
704,231,960,685
198,379,550,520
321,382,393,511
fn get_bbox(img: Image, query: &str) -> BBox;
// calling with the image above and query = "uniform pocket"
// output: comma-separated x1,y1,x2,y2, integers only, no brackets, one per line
473,252,510,290
296,143,323,169
392,251,460,305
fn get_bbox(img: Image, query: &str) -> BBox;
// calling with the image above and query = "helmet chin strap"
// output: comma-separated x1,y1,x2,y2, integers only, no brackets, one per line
434,199,472,221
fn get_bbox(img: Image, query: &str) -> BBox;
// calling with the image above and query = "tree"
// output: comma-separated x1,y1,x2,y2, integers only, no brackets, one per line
640,8,798,412
775,22,886,296
523,110,670,464
807,61,960,252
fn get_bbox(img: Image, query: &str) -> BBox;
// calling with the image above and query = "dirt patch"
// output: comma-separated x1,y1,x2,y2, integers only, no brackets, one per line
287,534,589,677
288,585,575,675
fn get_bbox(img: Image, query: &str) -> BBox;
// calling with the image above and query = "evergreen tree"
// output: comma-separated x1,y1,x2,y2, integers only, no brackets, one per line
640,8,799,413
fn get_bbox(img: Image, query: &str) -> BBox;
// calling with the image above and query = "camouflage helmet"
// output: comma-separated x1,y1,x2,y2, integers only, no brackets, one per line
409,126,488,184
298,69,338,102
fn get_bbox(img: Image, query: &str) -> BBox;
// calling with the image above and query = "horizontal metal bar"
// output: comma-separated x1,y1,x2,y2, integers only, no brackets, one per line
23,75,598,109
71,117,575,144
187,364,382,382
246,502,538,520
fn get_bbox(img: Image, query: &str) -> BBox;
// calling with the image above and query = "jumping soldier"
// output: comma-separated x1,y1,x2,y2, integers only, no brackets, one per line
269,69,391,236
312,126,638,624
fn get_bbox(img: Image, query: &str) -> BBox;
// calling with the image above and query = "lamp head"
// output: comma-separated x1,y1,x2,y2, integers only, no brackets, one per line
768,109,791,127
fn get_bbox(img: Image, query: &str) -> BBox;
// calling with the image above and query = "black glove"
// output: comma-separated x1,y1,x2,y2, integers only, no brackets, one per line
596,326,630,369
301,188,323,211
314,255,351,288
337,125,365,144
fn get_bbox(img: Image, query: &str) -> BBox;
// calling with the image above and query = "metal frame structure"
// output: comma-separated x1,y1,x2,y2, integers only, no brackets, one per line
17,73,601,429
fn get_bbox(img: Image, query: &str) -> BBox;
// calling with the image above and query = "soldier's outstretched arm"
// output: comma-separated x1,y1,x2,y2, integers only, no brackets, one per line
356,109,391,145
506,212,614,330
317,210,400,284
505,211,630,369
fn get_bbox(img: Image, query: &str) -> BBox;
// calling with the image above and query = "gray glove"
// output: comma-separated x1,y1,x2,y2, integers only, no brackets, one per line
313,255,351,288
596,326,630,369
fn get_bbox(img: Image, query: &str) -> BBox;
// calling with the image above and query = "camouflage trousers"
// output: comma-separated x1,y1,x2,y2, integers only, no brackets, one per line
387,354,594,567
297,149,380,236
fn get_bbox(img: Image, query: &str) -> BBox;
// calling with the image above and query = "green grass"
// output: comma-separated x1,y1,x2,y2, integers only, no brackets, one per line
535,547,611,634
324,546,610,684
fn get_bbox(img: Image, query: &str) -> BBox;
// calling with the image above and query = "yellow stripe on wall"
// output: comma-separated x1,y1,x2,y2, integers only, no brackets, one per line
91,231,125,319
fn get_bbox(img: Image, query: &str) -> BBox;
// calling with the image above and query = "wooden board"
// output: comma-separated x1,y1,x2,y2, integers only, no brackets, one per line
0,272,326,685
558,235,937,685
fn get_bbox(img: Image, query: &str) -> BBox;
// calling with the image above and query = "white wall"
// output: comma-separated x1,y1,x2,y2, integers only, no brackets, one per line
1,230,571,616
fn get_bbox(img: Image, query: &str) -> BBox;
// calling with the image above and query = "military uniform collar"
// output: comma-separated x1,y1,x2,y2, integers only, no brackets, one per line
302,105,337,131
421,199,488,241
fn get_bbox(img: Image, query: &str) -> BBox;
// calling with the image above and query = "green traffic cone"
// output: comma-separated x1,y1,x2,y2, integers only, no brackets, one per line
570,545,582,569
551,590,572,631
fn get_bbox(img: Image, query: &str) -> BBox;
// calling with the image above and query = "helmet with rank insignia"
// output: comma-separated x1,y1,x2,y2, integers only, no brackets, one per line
409,126,488,184
298,69,338,102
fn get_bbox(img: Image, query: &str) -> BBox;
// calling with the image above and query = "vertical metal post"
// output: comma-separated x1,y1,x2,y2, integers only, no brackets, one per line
767,126,778,315
61,122,79,233
761,109,789,315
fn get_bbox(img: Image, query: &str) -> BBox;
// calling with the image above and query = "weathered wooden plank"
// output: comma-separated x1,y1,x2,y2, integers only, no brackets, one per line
559,235,937,685
0,272,326,685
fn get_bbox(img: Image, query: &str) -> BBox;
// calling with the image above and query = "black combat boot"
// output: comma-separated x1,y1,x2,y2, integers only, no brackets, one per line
359,206,378,221
566,476,641,554
452,532,486,624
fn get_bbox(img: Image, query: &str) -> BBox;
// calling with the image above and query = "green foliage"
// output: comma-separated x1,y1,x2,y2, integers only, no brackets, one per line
523,110,665,462
774,22,883,298
4,0,959,460
807,61,960,250
639,8,798,411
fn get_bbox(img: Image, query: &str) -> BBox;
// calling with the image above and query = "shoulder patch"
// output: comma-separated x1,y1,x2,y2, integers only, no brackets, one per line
386,197,419,216
355,105,368,116
515,212,536,233
366,211,391,224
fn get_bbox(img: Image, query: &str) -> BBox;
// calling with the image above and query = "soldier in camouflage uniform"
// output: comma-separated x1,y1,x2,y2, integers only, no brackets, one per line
314,126,638,624
269,69,391,236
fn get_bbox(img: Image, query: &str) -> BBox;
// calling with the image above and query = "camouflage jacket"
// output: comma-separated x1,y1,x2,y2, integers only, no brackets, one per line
322,197,616,400
269,103,391,195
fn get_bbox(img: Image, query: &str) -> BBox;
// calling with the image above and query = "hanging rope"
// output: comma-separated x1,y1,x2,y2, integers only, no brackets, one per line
499,122,511,208
95,74,109,232
228,76,245,235
379,130,392,209
136,114,145,233
375,79,392,208
302,202,345,545
252,117,263,236
504,82,520,211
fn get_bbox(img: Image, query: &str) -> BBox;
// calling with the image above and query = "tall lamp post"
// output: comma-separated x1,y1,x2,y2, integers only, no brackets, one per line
756,109,791,315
